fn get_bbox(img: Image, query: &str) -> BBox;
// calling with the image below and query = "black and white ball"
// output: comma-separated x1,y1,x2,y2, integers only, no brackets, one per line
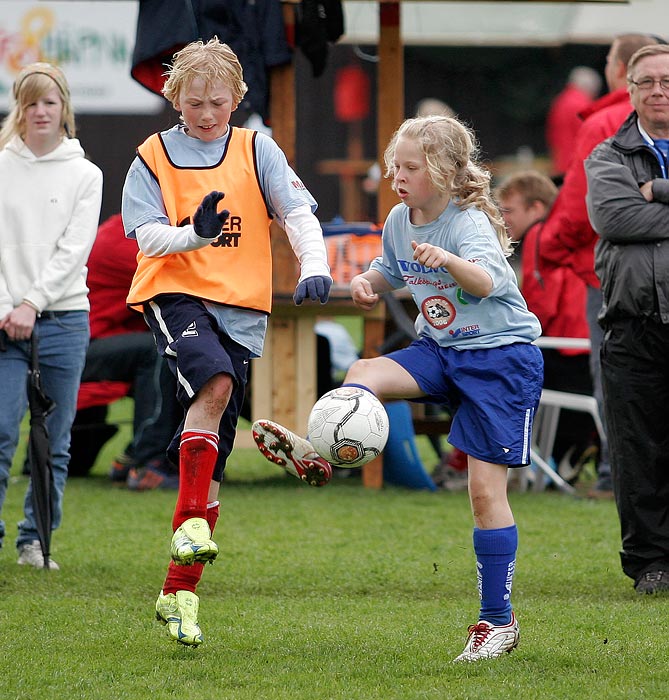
307,386,389,468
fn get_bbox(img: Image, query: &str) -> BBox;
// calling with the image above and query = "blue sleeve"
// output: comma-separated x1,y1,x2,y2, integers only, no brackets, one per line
454,210,512,296
254,133,318,227
121,157,170,237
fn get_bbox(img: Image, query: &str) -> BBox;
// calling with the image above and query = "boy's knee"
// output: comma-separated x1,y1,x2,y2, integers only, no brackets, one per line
203,373,234,407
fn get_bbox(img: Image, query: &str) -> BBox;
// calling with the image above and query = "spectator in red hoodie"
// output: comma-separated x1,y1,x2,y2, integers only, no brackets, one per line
545,66,602,181
495,171,595,480
70,213,182,490
538,33,663,499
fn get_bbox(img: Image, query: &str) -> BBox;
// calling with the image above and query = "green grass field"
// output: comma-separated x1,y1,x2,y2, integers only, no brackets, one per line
0,399,666,700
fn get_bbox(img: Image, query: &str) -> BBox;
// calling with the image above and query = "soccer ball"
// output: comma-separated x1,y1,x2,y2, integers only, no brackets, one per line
307,386,389,468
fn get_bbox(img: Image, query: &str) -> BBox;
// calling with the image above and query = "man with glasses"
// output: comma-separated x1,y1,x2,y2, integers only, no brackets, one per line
539,33,662,500
585,44,669,596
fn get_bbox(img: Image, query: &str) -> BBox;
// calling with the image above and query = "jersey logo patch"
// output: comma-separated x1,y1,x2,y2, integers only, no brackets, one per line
421,295,456,330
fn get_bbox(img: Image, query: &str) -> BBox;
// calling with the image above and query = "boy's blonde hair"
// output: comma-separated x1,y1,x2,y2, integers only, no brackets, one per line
162,38,248,109
0,62,75,149
383,116,511,256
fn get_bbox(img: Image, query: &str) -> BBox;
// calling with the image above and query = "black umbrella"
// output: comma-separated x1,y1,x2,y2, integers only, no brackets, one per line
26,331,56,570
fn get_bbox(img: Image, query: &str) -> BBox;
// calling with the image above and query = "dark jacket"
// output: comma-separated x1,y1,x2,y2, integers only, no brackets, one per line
585,111,669,325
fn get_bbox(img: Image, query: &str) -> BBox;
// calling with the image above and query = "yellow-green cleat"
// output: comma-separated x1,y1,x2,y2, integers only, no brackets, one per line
170,517,218,566
155,590,204,646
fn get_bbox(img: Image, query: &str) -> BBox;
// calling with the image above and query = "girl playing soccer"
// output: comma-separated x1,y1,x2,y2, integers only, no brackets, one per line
254,115,543,662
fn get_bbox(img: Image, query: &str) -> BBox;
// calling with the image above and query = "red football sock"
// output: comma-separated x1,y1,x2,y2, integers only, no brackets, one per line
163,501,221,595
172,430,219,531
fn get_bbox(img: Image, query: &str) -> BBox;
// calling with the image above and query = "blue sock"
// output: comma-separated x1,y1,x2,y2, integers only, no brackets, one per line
473,524,518,625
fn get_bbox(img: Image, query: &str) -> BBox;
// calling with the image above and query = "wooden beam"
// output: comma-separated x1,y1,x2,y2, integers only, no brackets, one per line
376,1,403,222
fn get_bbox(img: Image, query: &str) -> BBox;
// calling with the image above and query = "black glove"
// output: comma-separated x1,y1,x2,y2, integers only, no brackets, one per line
193,191,230,239
293,275,332,305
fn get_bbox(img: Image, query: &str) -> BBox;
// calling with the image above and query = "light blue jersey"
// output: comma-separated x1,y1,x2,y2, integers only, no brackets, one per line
370,201,541,349
122,125,318,357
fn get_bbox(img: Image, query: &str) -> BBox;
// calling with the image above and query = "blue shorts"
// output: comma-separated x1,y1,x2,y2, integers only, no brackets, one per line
143,294,251,480
387,337,544,466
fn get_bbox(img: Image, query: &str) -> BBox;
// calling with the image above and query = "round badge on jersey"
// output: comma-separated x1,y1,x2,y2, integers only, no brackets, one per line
421,295,456,329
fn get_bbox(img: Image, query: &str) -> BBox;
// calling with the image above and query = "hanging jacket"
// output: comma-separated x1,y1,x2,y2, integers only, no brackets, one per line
131,0,292,120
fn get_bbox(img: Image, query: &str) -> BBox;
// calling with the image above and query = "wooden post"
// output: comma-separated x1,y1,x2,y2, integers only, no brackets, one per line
251,1,306,435
360,0,403,490
270,2,299,296
376,0,403,222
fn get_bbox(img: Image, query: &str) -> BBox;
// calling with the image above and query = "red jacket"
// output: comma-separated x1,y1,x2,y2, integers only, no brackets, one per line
521,221,589,356
87,214,146,339
78,214,144,410
539,88,634,288
545,84,595,176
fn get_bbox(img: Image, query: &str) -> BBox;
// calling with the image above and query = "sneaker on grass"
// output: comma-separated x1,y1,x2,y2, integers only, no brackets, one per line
252,419,332,487
109,452,137,485
155,590,203,646
453,612,519,663
634,570,669,595
17,541,59,570
171,517,218,566
127,462,179,491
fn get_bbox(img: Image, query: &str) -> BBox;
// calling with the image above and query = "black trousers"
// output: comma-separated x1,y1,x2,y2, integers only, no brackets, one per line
601,318,669,581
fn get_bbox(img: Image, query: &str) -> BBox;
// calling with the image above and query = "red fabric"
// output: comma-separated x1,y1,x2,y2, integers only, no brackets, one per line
77,381,132,410
546,85,596,176
76,214,145,410
87,214,146,340
539,88,633,288
172,431,220,531
522,222,589,357
163,502,220,595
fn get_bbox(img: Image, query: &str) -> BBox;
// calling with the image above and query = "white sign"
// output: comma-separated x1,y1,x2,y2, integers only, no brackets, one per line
343,1,666,46
0,1,165,113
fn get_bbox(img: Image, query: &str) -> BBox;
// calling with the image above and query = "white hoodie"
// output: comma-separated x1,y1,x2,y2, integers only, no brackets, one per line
0,135,103,317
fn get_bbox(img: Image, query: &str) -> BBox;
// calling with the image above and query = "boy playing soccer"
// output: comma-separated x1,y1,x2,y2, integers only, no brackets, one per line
122,38,332,646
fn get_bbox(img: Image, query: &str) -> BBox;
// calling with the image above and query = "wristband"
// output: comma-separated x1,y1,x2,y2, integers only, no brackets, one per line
22,299,40,313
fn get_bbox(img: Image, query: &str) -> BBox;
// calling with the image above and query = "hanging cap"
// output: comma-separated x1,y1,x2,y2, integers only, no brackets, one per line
13,62,70,102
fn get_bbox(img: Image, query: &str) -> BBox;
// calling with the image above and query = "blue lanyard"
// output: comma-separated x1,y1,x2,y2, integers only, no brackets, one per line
639,121,669,178
651,138,669,179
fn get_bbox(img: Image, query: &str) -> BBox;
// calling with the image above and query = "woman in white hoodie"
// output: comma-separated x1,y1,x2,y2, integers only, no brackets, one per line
0,63,102,569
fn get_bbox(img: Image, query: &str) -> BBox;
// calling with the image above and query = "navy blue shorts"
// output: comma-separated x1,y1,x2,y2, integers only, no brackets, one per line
387,337,544,466
143,294,251,480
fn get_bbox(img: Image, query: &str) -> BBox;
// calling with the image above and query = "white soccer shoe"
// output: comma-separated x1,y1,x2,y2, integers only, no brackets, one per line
252,419,332,487
453,612,520,662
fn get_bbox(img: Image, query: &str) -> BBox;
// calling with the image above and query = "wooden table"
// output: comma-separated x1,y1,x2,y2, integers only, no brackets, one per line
235,287,386,488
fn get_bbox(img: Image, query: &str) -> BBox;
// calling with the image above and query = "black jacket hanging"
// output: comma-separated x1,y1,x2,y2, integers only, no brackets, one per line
131,0,293,120
295,0,344,78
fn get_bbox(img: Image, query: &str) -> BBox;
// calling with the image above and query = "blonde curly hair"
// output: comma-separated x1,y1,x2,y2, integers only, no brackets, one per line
162,37,248,109
383,116,511,256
